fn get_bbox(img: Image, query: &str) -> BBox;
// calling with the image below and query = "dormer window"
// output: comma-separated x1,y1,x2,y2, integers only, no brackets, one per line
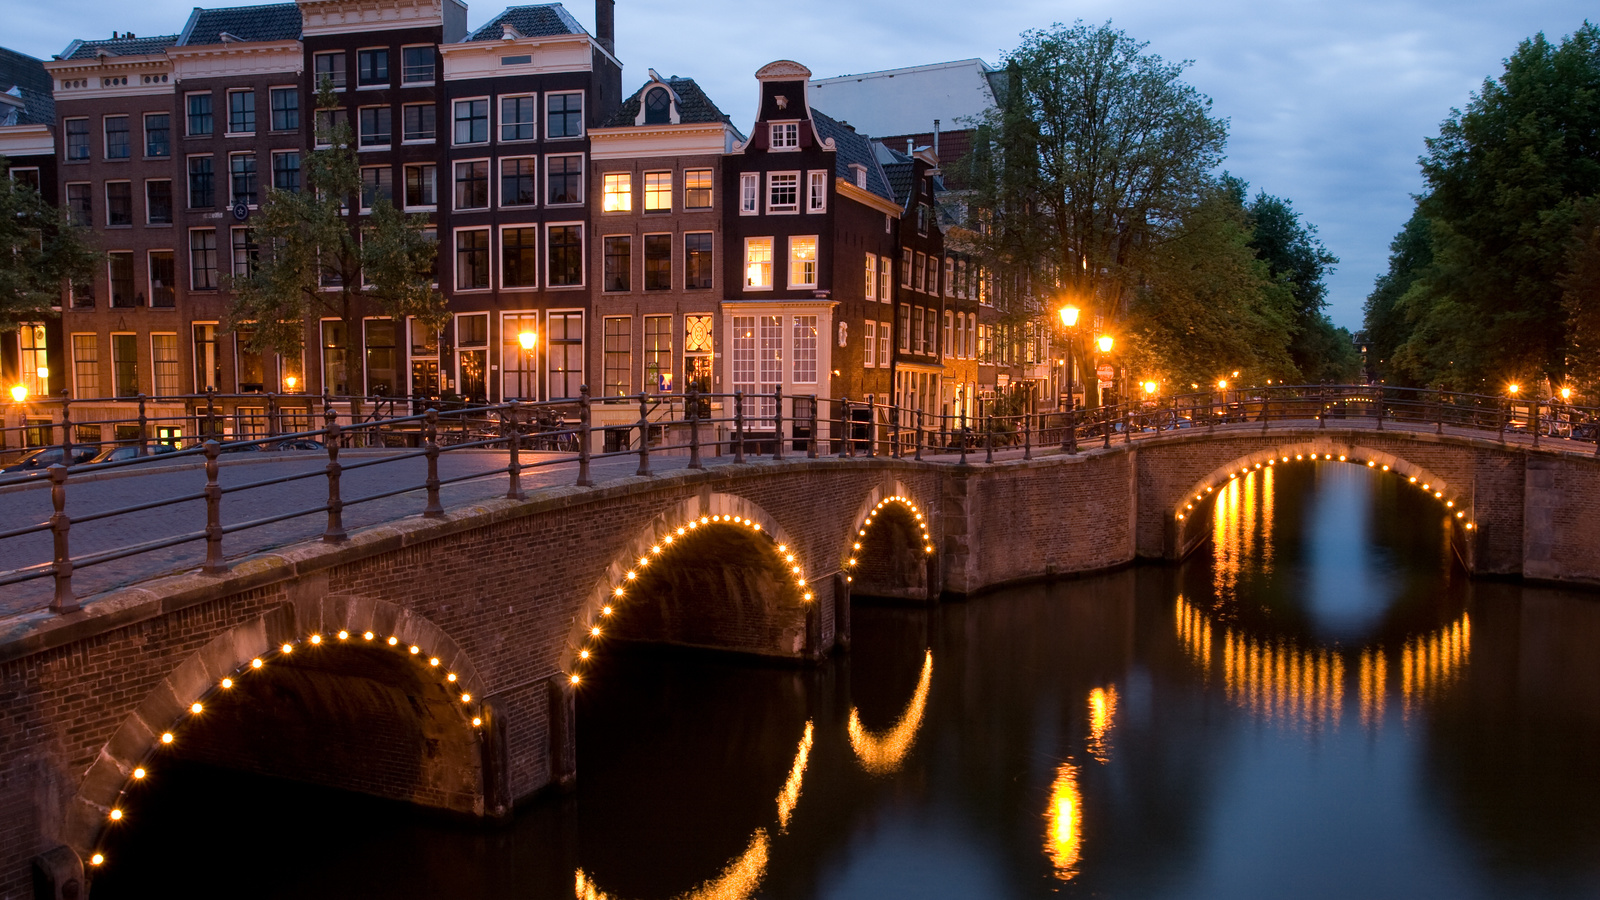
644,87,670,125
850,164,867,189
770,122,798,150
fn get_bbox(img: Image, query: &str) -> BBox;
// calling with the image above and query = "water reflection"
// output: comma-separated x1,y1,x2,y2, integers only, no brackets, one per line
847,648,933,775
1044,762,1083,880
1086,687,1117,763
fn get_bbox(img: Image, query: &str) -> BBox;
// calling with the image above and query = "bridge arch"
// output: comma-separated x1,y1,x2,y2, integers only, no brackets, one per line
843,482,938,602
64,597,491,872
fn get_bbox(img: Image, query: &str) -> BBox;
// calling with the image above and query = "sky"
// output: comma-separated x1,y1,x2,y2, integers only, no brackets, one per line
9,0,1596,329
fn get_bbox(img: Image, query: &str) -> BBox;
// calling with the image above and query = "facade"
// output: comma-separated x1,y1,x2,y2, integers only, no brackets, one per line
1,46,62,421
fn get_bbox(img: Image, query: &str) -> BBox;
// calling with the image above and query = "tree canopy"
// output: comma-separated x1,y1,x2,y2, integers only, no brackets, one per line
0,157,98,331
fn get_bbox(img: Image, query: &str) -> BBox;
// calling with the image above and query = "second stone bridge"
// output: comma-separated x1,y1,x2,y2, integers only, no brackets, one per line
6,422,1599,897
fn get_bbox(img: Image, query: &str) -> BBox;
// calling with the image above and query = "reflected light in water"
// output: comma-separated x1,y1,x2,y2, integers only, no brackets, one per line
1087,687,1117,763
1359,648,1386,729
776,721,813,830
1212,469,1277,598
1045,762,1083,880
848,649,934,775
1402,614,1471,718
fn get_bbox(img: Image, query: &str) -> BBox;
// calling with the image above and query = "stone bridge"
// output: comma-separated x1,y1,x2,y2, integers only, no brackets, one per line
6,422,1600,897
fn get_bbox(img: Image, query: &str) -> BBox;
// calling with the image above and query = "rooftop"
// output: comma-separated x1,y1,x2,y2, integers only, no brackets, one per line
178,3,303,46
809,58,999,139
59,33,180,61
809,107,894,204
466,4,587,41
605,76,738,130
0,47,54,126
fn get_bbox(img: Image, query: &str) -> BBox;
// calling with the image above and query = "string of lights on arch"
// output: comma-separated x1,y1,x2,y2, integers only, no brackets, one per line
843,495,934,582
88,629,483,870
566,514,815,687
1173,453,1474,530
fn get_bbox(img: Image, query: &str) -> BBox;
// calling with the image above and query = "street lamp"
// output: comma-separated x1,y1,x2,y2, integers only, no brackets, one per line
9,384,25,404
1508,383,1520,396
1059,306,1081,453
1143,381,1158,396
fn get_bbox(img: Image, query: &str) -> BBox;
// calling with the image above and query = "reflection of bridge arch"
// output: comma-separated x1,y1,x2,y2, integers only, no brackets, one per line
71,597,489,873
848,649,933,775
1174,597,1471,730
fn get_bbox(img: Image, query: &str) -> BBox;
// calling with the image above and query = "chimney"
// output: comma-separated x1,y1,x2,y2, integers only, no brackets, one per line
595,0,615,55
933,119,940,156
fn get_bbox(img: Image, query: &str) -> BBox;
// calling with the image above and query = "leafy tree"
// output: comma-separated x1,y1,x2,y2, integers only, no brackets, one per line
1361,206,1433,382
0,156,98,331
1561,198,1600,394
1243,188,1350,380
228,83,445,399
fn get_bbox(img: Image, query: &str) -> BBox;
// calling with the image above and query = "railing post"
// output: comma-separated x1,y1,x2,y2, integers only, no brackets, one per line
1261,395,1270,433
1436,388,1444,435
267,392,279,439
773,386,785,462
687,387,703,470
1532,397,1541,448
733,390,746,464
915,408,924,461
1023,413,1032,460
205,386,217,443
1321,387,1329,430
48,464,76,614
1103,405,1112,449
959,414,969,465
1066,406,1077,455
1499,398,1507,444
1376,390,1385,430
59,390,73,464
577,384,593,486
137,393,148,447
202,440,227,573
423,408,444,518
808,395,819,459
322,409,347,543
985,417,994,463
865,395,876,458
636,391,652,476
842,399,854,458
505,403,526,500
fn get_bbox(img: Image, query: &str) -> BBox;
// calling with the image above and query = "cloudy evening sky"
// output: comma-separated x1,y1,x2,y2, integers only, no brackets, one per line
10,0,1596,328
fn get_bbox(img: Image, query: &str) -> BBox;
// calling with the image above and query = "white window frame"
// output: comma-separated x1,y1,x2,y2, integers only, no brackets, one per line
865,253,876,301
103,180,133,228
792,315,817,384
188,226,219,291
401,101,436,144
497,92,538,143
684,167,713,210
739,172,758,215
878,321,891,367
268,85,299,132
402,162,436,212
544,221,586,289
141,112,170,158
102,114,131,160
766,171,800,215
643,170,672,213
498,154,539,208
544,153,585,207
546,308,586,400
452,157,490,212
71,332,99,399
359,164,392,213
451,96,490,146
769,121,799,151
944,311,954,359
228,151,257,208
498,222,540,291
357,105,392,151
743,237,773,291
807,170,827,213
602,171,632,213
355,46,390,90
863,320,876,368
945,257,955,297
400,44,436,86
230,225,257,278
788,235,818,290
452,226,493,293
312,51,347,92
543,90,585,140
225,88,255,137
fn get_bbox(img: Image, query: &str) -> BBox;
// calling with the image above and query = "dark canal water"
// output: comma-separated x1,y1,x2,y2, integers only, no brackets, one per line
95,463,1600,899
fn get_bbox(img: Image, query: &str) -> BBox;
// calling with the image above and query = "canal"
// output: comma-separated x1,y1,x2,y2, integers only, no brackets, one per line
94,462,1600,898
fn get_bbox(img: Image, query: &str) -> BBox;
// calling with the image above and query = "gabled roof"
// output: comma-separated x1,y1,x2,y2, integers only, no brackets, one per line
59,34,179,61
605,76,738,130
179,3,303,46
0,47,54,126
467,4,587,41
809,58,999,139
809,107,894,204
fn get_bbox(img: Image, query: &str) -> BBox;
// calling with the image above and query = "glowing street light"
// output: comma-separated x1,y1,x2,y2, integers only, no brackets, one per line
1059,306,1080,328
1508,383,1520,396
1142,381,1158,396
518,330,537,351
1096,335,1114,353
1217,379,1228,390
1560,387,1572,400
8,384,25,403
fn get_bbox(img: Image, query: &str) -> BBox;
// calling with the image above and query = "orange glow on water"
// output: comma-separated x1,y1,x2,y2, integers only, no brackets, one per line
1045,762,1083,880
848,649,933,775
1087,687,1118,764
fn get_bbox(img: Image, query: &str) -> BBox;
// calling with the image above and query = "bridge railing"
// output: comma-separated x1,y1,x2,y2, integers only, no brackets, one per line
5,382,1599,617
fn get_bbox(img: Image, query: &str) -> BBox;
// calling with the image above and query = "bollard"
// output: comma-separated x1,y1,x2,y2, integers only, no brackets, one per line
808,395,819,459
202,440,227,573
773,386,785,461
322,412,348,542
636,392,652,476
688,387,703,470
423,409,444,517
505,404,526,500
48,464,76,614
915,409,924,461
577,385,593,486
734,390,746,464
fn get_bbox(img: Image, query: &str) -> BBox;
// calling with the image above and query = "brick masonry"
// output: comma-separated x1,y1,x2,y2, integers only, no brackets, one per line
3,427,1598,896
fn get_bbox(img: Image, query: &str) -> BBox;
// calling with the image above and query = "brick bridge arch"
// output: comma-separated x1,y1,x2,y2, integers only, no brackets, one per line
62,596,491,872
844,481,941,602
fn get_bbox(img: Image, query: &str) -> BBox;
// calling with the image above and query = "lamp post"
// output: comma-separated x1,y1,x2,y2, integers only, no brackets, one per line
517,330,537,400
1095,335,1114,407
1059,306,1079,453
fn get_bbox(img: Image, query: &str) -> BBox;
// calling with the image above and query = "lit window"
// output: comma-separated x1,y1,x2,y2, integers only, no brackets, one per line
863,320,877,368
643,171,671,212
744,237,773,289
685,168,712,209
789,236,817,289
865,253,876,300
602,173,631,212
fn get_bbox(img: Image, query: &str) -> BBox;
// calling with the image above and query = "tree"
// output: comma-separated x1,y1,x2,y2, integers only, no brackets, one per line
0,156,98,331
1561,199,1600,393
1243,188,1351,381
1361,205,1433,382
228,84,445,399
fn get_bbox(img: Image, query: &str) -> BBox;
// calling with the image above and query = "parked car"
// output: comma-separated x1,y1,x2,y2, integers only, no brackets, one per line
88,443,180,465
1,445,98,473
274,439,325,451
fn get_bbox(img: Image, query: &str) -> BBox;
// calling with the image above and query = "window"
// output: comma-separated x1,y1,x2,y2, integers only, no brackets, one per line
190,229,218,290
901,248,912,287
685,168,712,209
455,228,490,290
603,172,631,211
793,315,817,384
106,182,132,226
644,234,671,291
732,315,755,399
603,316,631,396
109,253,136,307
546,92,583,138
359,106,392,147
146,180,172,225
926,255,939,295
144,113,170,157
270,87,298,131
322,320,350,396
865,254,877,300
739,172,757,214
851,164,866,189
912,307,924,353
644,315,671,392
913,251,926,292
917,202,931,234
878,320,890,367
453,98,488,144
603,235,630,292
863,321,877,368
10,168,39,192
402,103,435,142
364,319,399,396
314,51,346,91
945,258,955,297
112,333,138,397
188,155,214,208
192,324,221,392
501,55,531,66
501,226,537,288
230,152,257,206
548,311,583,399
770,122,798,149
65,118,89,160
547,224,583,286
767,172,798,213
360,166,392,211
403,163,435,209
899,309,910,351
643,171,671,212
187,93,213,136
500,158,537,206
685,232,713,290
453,160,488,210
272,151,300,193
744,237,773,289
879,257,891,303
73,334,99,398
789,236,817,289
357,48,389,87
149,251,175,307
546,154,582,204
501,312,536,400
105,116,130,159
807,171,826,213
66,183,91,226
644,87,670,124
151,334,179,397
227,89,255,134
314,108,348,147
758,316,782,419
402,46,435,84
944,311,953,358
924,305,937,355
500,95,535,141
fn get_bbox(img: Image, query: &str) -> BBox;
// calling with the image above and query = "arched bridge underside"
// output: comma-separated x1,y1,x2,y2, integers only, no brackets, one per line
5,425,1598,895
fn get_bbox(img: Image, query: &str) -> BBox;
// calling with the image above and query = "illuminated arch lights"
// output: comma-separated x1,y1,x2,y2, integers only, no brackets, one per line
1175,452,1474,530
842,495,935,584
